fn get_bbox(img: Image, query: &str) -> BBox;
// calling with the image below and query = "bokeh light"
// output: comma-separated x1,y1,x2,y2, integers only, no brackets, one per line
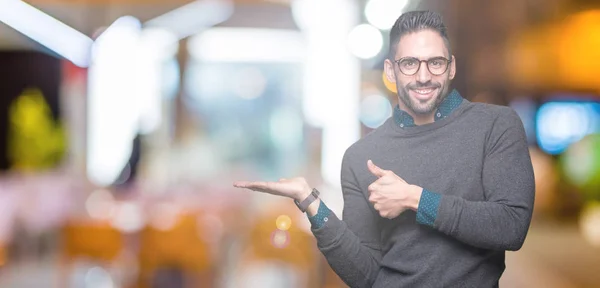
84,266,115,288
360,94,393,129
557,10,600,91
365,0,410,30
270,229,290,249
347,24,383,59
562,134,600,199
529,147,559,216
275,215,292,231
110,202,144,233
382,71,397,93
536,101,600,155
85,189,116,220
579,201,600,247
149,202,180,231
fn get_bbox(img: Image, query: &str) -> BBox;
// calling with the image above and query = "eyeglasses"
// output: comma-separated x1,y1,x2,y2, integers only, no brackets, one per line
394,57,452,76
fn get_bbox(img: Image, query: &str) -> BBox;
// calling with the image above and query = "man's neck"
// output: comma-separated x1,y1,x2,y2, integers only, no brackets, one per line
392,89,464,129
397,103,436,125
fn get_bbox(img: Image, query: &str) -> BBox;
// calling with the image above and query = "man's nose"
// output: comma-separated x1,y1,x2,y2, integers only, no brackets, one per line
416,61,432,83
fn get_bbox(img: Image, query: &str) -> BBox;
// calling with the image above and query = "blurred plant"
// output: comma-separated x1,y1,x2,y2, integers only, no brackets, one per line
7,87,66,171
561,133,600,201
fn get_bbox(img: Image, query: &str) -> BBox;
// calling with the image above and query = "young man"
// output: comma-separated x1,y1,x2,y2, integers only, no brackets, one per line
234,10,535,288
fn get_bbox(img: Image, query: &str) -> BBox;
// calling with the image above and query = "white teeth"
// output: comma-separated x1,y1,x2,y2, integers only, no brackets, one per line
414,89,434,94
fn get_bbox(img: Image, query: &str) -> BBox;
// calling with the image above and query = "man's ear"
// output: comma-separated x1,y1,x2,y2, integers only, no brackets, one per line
384,58,396,83
449,55,456,80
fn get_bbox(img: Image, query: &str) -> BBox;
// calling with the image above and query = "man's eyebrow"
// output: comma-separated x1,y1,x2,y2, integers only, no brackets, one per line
396,55,448,60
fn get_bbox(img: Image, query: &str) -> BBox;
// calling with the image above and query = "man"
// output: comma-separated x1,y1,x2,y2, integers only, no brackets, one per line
234,10,535,287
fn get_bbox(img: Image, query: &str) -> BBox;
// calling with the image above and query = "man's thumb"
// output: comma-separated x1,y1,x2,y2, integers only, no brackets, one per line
367,160,386,178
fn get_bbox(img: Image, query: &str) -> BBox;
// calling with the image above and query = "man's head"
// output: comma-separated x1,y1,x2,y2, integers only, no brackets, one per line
384,11,456,117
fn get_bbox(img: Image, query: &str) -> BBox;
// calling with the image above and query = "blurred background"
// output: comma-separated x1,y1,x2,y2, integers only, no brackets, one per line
0,0,599,287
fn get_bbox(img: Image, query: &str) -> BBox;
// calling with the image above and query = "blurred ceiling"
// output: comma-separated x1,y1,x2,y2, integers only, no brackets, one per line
0,2,181,49
4,0,600,94
0,0,297,50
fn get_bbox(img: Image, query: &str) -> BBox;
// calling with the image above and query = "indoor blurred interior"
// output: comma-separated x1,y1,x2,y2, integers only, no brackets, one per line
0,0,600,287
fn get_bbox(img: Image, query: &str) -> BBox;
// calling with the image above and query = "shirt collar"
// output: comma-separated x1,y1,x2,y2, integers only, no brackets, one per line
393,89,463,128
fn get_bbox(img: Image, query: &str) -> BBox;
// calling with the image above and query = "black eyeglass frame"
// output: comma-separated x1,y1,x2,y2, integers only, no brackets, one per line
393,56,452,76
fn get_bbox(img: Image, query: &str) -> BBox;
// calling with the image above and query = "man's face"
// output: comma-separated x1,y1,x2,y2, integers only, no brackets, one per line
384,29,456,115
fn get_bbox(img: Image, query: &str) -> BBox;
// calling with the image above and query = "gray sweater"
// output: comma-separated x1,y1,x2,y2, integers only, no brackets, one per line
311,98,535,287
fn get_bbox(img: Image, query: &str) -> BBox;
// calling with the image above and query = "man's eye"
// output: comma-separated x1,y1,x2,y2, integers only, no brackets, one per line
402,60,417,67
430,60,443,66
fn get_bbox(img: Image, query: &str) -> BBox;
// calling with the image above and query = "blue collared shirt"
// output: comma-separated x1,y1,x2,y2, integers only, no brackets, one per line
308,89,464,229
393,88,463,128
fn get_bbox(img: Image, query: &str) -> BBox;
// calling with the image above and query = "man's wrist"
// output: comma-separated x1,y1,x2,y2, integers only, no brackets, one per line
305,198,321,217
409,185,423,211
294,187,313,202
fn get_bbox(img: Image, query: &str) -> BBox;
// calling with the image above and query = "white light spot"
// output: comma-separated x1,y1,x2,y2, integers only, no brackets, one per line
347,24,383,59
365,0,410,30
110,202,144,233
85,189,116,220
84,266,114,288
580,203,600,247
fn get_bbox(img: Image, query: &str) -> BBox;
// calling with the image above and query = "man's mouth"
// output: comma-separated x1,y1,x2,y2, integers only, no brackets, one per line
410,87,437,100
413,88,435,95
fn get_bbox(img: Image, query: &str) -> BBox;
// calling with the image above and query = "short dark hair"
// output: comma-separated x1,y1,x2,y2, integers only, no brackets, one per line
388,10,451,59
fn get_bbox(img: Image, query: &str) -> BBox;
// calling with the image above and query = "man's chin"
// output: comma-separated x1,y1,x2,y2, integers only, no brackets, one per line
399,88,445,114
411,106,437,115
406,97,440,115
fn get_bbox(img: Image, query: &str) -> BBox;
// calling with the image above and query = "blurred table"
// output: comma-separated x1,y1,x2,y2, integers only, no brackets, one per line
501,220,600,288
0,220,599,288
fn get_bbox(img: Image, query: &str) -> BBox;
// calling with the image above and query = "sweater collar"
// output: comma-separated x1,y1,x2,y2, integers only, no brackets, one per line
393,89,464,128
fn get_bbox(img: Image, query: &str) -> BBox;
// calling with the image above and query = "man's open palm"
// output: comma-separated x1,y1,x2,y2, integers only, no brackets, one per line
233,177,311,200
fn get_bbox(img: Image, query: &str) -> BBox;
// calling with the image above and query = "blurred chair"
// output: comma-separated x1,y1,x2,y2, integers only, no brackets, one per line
236,201,321,288
136,212,215,288
59,221,124,287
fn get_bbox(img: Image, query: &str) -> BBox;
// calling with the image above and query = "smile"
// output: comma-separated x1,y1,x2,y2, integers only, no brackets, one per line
414,88,435,95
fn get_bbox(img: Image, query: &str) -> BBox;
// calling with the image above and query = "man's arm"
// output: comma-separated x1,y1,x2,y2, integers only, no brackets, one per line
416,108,535,251
232,149,382,287
308,151,382,288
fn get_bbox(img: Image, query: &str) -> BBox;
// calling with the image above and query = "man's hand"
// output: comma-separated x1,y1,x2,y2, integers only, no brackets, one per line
367,160,422,219
233,177,312,202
